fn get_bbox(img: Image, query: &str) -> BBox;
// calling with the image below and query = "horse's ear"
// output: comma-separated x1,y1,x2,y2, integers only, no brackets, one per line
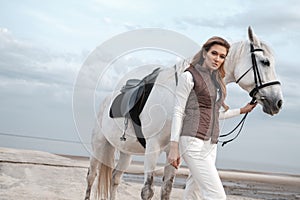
248,26,260,46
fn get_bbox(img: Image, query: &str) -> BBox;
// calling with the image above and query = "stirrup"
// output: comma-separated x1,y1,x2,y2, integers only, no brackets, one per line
120,118,128,141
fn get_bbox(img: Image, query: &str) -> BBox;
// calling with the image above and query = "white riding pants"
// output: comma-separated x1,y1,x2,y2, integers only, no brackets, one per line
179,136,226,200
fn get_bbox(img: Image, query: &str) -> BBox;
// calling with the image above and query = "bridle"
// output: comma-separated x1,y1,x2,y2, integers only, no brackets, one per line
220,43,281,146
236,43,281,100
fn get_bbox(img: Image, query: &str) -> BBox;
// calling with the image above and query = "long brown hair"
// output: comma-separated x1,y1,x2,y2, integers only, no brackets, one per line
191,36,230,110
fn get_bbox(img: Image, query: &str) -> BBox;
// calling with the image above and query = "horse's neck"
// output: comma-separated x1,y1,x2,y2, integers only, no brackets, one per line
224,41,248,84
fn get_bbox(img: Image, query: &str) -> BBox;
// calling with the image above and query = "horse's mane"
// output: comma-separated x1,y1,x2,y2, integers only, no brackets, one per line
157,58,191,84
226,41,247,67
175,58,192,73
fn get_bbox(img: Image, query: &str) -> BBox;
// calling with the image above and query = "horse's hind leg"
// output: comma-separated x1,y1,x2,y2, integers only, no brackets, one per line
160,159,176,200
84,156,99,200
110,152,132,200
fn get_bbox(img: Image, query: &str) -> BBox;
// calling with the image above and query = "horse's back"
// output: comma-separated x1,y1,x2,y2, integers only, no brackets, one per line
97,66,177,153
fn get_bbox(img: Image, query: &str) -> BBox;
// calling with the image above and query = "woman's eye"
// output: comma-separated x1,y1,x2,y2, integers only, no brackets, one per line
211,51,225,59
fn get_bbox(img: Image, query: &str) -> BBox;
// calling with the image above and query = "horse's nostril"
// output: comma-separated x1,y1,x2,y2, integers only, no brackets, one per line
277,100,283,109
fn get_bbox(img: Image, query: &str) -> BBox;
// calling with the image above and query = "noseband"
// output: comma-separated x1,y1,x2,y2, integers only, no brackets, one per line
236,43,281,100
220,43,281,146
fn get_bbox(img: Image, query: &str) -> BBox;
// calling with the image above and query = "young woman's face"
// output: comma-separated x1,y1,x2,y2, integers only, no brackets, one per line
203,44,227,72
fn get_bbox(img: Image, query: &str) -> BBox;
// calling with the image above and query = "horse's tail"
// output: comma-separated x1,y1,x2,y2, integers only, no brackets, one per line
93,136,115,200
93,96,115,199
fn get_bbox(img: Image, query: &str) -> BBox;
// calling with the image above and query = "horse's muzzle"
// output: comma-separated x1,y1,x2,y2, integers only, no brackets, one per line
261,96,283,115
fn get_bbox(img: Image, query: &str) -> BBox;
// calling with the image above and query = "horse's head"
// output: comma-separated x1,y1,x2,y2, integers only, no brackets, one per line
226,27,283,115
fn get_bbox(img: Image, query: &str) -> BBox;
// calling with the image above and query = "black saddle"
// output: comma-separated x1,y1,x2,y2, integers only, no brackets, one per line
109,68,161,148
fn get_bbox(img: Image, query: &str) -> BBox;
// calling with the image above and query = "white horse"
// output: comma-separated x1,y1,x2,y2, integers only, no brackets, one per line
84,27,283,200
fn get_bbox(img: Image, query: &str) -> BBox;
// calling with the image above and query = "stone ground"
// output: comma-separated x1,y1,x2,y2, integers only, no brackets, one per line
1,147,299,200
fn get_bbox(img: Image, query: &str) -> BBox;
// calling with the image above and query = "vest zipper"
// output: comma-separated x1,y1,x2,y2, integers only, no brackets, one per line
211,100,216,137
211,87,219,138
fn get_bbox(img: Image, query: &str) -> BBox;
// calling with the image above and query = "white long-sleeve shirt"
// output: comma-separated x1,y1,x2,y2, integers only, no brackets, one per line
170,71,241,142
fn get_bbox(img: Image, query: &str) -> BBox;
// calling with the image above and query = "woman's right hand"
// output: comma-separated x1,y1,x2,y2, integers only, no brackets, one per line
240,102,257,114
167,141,180,169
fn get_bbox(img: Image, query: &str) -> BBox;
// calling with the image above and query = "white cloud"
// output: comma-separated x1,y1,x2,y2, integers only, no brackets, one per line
123,22,142,31
0,26,84,141
93,0,155,13
103,17,112,24
24,9,76,34
0,27,9,34
1,28,81,76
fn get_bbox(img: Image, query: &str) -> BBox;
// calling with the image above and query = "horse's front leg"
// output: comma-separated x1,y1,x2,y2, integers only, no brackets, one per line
160,152,177,200
110,152,132,200
141,140,160,200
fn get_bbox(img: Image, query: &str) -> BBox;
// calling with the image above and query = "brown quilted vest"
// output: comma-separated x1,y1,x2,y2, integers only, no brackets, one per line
180,64,224,144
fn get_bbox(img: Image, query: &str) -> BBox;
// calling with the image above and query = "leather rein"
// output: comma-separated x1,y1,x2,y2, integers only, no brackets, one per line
219,43,281,146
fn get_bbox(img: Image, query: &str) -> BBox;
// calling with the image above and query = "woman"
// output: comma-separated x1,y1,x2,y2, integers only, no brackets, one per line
168,36,256,200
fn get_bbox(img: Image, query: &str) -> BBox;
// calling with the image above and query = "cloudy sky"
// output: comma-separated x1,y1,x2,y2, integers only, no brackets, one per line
0,0,300,174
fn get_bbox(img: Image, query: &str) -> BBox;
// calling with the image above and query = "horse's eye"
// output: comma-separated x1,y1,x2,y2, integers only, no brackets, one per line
260,59,270,66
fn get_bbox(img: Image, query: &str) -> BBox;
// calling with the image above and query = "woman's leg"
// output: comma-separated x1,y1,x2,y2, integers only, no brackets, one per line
183,173,202,200
180,136,203,200
180,136,226,200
